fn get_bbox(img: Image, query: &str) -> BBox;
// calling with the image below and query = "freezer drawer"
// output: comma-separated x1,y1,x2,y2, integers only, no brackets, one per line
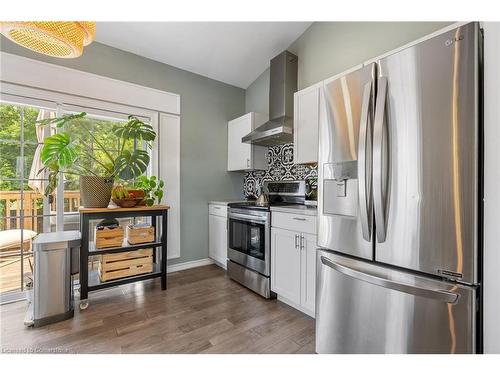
315,250,477,354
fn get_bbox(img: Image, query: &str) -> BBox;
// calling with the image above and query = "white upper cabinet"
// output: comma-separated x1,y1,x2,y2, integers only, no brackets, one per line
227,112,268,171
293,83,323,164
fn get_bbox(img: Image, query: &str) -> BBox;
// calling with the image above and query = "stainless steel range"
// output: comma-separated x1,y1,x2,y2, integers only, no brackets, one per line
227,181,306,298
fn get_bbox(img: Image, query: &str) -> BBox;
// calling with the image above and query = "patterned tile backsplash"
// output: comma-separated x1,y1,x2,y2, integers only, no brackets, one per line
243,143,317,198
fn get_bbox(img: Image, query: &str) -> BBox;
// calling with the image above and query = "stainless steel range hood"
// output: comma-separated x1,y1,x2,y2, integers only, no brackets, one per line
242,51,298,146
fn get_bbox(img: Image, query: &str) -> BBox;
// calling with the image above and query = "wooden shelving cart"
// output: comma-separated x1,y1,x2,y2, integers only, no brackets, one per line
78,205,169,309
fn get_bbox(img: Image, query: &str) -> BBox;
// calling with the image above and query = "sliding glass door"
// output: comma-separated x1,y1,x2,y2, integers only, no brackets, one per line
0,99,153,302
0,102,55,299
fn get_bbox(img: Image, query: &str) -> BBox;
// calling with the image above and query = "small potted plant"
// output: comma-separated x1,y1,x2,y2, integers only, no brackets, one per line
38,113,156,208
134,175,165,206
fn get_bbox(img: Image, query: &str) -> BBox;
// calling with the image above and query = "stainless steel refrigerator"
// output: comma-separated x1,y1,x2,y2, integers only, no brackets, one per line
316,22,482,354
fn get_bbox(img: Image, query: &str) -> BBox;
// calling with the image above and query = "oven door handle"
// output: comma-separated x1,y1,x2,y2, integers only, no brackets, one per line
228,213,267,224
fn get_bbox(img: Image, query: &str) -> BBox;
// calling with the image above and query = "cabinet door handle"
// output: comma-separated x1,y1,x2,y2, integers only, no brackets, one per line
246,158,250,168
294,234,299,249
300,235,305,249
293,217,307,221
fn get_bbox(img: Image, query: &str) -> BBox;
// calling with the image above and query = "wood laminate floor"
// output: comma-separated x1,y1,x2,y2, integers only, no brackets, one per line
0,265,315,354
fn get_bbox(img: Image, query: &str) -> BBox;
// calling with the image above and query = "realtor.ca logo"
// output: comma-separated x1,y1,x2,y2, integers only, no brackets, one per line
445,35,464,47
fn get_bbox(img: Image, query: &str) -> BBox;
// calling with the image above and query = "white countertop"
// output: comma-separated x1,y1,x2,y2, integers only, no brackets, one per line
270,205,318,216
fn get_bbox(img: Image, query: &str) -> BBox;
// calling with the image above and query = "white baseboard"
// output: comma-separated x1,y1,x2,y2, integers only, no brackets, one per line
277,295,315,319
167,258,214,273
213,259,227,270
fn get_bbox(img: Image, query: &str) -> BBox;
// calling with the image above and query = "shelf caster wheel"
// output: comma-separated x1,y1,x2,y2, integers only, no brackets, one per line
79,301,89,310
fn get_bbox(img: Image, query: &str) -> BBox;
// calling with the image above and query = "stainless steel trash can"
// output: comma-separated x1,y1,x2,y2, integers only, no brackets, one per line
25,231,81,327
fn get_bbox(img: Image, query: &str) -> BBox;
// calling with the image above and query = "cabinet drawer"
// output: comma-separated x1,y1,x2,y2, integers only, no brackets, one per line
272,212,316,234
209,204,227,218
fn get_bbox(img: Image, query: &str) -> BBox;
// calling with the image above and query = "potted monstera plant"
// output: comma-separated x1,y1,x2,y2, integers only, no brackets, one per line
38,113,156,208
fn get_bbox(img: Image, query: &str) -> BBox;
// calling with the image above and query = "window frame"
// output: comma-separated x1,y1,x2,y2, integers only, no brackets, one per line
0,55,181,303
0,94,160,303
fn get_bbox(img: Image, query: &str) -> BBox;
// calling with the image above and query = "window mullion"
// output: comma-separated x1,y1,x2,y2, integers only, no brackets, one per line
42,116,51,233
56,104,64,231
19,106,25,292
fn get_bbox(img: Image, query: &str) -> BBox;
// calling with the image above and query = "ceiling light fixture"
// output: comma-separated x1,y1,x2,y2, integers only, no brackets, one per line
0,21,95,58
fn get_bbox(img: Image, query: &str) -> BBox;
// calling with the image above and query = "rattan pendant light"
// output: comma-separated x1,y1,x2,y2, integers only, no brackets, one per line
0,21,95,58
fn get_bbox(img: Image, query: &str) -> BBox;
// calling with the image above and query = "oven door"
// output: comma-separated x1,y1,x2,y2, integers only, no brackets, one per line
227,209,270,276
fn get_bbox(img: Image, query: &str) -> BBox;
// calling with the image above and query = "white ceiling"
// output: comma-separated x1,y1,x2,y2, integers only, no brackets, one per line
95,22,311,89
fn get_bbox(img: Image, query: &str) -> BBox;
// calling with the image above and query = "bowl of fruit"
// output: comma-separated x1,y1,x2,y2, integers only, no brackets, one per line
126,189,146,206
111,185,144,208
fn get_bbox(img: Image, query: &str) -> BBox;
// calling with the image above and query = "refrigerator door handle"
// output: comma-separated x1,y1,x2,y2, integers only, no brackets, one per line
358,81,373,241
320,256,459,304
373,76,388,242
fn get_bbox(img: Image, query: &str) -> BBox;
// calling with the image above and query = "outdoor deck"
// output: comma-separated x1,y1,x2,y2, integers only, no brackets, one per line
0,190,80,295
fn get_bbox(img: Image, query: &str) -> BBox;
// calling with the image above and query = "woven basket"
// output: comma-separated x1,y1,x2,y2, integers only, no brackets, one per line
80,176,114,208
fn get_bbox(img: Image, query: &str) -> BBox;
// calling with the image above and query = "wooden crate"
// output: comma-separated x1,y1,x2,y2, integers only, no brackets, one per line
95,226,124,249
98,248,153,282
127,225,155,245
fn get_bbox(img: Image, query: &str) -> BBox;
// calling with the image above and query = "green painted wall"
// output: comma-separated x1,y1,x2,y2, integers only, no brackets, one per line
245,21,452,113
245,68,270,116
0,37,246,265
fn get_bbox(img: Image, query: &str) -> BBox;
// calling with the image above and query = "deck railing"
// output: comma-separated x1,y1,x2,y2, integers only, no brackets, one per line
0,191,80,294
0,190,81,232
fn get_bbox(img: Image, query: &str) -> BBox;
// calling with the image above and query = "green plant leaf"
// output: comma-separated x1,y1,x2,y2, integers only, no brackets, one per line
157,190,164,204
41,132,77,168
43,162,60,197
114,149,150,180
112,116,156,142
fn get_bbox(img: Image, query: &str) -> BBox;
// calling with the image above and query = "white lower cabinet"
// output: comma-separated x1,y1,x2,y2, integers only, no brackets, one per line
300,233,317,314
271,215,317,318
271,228,301,305
208,204,227,268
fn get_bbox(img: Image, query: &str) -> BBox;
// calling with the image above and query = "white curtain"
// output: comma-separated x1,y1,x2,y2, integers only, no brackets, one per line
28,110,55,194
